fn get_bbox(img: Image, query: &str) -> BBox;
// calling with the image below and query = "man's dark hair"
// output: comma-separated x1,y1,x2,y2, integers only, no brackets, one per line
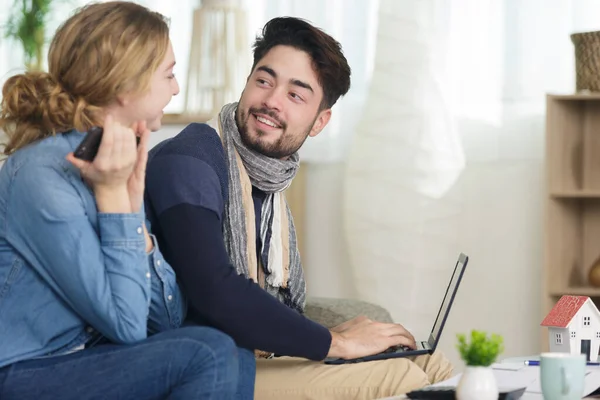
252,17,351,110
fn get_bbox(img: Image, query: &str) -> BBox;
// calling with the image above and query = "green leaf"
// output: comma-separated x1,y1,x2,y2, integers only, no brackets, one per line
2,0,65,70
456,330,504,366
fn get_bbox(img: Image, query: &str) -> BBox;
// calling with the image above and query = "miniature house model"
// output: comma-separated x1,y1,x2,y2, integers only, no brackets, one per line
541,295,600,361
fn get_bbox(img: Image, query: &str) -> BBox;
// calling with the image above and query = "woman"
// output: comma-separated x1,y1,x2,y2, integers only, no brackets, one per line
0,2,253,399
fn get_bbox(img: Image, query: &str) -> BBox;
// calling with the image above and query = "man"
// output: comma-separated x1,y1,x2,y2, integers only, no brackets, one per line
145,16,453,399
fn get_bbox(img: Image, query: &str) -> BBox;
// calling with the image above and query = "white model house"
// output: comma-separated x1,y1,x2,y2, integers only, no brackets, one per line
541,295,600,362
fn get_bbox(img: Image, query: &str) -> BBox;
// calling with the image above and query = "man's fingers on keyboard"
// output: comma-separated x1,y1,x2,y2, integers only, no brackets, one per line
390,334,417,349
394,323,415,338
381,323,413,337
392,324,416,344
379,334,408,349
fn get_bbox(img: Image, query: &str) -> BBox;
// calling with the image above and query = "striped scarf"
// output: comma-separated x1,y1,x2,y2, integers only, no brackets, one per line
209,102,306,314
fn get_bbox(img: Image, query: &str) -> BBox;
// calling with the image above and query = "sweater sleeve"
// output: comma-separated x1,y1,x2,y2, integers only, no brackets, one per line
7,163,150,344
145,132,332,360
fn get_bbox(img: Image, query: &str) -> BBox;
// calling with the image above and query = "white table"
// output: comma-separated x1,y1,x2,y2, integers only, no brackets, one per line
376,356,565,400
378,389,548,400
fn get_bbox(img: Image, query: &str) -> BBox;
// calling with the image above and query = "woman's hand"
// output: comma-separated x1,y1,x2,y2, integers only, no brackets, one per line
67,115,137,213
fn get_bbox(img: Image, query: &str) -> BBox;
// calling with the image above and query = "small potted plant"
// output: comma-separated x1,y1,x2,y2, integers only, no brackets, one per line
455,330,504,400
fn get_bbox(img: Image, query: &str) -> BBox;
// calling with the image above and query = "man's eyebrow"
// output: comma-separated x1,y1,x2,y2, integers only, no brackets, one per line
256,65,314,93
256,65,276,78
290,78,313,93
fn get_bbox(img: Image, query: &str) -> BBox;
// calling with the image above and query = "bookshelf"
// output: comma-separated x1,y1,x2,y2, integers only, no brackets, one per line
543,93,600,350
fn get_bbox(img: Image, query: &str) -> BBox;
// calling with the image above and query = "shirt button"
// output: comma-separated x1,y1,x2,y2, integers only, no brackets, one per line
137,227,143,234
156,260,161,267
86,326,94,333
146,272,151,279
167,295,173,301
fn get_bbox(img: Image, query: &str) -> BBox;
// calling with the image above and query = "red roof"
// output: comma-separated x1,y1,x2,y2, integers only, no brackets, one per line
541,295,590,327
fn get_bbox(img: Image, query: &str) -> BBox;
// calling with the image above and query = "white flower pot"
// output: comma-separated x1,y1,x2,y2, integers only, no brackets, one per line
456,366,499,400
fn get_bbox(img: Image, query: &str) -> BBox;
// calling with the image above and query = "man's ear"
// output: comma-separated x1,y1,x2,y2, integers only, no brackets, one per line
309,108,332,138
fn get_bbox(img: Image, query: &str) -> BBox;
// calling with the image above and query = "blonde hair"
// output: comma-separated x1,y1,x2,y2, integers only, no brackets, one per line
0,1,170,155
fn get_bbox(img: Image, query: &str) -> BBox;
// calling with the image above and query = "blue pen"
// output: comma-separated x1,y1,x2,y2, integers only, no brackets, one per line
524,360,600,366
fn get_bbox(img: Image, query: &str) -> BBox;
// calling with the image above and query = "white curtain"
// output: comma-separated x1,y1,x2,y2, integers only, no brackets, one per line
344,0,465,341
343,0,600,363
183,0,249,117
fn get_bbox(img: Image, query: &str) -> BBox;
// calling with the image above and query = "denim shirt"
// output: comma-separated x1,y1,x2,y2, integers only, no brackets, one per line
0,131,186,368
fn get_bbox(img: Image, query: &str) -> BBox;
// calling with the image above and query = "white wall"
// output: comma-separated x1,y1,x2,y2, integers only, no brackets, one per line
301,112,545,370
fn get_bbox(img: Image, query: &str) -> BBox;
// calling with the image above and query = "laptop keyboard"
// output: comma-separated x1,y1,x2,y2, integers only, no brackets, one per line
382,345,411,354
381,342,428,354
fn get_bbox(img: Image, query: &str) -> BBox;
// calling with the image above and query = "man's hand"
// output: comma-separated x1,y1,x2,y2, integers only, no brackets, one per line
327,317,416,360
330,315,369,333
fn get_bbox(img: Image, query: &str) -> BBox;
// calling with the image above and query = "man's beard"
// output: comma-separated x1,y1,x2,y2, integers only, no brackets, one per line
236,106,314,159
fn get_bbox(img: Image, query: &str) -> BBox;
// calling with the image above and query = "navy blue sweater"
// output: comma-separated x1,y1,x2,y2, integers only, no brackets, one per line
144,123,331,361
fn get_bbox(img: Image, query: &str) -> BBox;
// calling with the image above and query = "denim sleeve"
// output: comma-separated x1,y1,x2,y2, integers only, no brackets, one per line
6,163,151,344
145,233,187,334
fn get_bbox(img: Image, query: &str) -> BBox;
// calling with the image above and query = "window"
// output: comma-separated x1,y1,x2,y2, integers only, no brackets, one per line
556,333,563,345
596,332,600,339
584,316,591,327
571,331,577,338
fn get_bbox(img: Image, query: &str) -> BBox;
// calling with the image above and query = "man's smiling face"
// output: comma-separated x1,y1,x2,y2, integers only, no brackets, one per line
235,45,331,159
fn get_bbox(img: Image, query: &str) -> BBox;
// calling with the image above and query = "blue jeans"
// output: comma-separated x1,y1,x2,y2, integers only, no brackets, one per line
235,347,256,400
0,326,249,399
181,321,255,400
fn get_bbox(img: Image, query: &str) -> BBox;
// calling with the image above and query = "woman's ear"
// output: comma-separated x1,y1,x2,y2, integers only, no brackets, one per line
116,94,128,107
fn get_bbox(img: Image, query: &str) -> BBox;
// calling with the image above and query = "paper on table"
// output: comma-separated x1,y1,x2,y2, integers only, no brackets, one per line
492,362,526,371
430,364,600,398
429,373,461,387
430,365,537,390
526,367,600,398
519,394,544,400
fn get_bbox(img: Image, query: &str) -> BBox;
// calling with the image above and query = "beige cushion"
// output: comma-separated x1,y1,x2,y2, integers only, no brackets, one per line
304,297,393,328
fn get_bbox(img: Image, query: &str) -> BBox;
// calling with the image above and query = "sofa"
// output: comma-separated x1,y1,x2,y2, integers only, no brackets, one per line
304,297,394,328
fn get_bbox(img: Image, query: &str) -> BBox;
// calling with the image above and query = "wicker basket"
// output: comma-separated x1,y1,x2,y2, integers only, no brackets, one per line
571,31,600,92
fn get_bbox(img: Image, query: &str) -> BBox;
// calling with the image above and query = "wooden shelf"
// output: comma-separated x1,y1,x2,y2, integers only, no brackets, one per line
162,113,212,125
548,93,600,101
551,191,600,199
543,94,600,352
549,287,600,297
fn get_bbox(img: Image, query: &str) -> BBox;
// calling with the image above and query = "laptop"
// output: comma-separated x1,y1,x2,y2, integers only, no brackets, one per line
324,253,468,364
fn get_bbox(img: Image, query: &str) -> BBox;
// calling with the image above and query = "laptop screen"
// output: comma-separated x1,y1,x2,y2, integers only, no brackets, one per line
427,253,468,350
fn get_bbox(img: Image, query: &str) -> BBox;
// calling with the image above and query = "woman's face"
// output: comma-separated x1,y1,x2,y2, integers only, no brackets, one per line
119,40,180,132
